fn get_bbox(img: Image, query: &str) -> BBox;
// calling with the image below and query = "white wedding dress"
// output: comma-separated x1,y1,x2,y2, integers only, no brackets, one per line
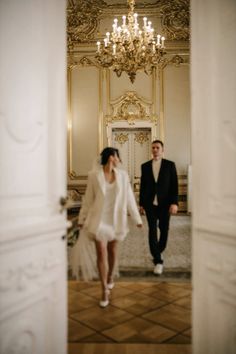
71,179,119,281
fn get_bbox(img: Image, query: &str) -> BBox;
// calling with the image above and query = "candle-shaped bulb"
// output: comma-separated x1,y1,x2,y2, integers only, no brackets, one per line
150,28,154,39
152,41,155,53
161,36,165,48
157,34,161,46
122,15,126,26
104,38,107,47
113,44,116,55
117,26,121,37
134,13,138,24
96,41,101,52
143,17,147,26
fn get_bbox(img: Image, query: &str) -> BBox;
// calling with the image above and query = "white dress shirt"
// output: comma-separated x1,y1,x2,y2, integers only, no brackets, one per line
152,158,162,205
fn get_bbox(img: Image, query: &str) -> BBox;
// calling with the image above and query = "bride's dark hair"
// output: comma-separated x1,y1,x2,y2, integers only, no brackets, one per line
100,147,120,165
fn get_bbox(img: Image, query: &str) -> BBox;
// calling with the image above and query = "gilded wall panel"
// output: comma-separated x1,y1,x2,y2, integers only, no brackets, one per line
68,65,100,179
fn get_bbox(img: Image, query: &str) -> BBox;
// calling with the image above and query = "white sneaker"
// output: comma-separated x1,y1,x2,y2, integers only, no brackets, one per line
153,263,163,275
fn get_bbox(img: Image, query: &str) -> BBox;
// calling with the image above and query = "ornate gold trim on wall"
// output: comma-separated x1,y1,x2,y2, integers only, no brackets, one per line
134,132,150,146
169,54,185,66
114,132,129,145
67,55,99,69
67,0,106,51
105,91,158,126
160,0,190,41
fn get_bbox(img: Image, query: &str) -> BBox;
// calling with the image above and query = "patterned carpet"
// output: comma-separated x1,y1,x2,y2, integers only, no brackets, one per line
119,214,191,272
68,214,191,279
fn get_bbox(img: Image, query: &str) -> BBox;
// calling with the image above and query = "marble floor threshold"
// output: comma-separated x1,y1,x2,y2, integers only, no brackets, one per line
119,268,191,280
68,343,191,354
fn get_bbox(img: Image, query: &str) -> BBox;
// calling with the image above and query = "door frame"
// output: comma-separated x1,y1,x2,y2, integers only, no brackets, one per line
107,120,157,147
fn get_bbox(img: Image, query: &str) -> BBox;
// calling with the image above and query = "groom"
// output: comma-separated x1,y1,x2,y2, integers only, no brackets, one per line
139,140,178,275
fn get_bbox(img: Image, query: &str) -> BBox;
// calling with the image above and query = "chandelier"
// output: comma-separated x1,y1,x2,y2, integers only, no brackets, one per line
96,0,166,83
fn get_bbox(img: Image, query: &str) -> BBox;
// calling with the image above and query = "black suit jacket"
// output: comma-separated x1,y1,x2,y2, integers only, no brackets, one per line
139,158,178,209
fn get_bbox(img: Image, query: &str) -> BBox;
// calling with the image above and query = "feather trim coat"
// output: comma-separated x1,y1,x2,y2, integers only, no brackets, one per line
78,167,142,241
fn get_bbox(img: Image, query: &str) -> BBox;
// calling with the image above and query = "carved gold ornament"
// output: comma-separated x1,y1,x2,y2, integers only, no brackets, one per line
114,133,129,145
106,91,157,125
160,0,190,41
67,0,105,51
134,132,150,145
170,54,185,66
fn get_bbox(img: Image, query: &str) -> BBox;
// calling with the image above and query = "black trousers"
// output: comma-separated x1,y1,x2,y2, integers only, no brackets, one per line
145,205,170,265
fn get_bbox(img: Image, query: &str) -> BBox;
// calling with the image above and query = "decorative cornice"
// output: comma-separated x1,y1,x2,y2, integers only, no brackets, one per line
160,0,190,41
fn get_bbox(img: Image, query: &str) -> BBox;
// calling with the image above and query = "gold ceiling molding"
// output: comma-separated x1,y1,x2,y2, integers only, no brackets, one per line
101,1,161,16
67,1,190,53
160,0,190,41
67,0,106,51
105,91,158,125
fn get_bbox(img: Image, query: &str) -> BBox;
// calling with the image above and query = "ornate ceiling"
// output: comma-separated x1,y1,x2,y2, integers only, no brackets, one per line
67,0,190,52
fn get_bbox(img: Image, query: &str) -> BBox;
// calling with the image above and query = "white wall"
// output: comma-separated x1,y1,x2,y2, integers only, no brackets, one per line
110,71,152,101
191,0,236,353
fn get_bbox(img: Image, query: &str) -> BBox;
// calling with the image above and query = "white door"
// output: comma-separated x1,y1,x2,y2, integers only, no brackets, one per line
0,1,67,354
112,128,151,198
191,0,236,353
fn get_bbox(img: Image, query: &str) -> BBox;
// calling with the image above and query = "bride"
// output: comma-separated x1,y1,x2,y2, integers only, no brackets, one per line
71,147,142,307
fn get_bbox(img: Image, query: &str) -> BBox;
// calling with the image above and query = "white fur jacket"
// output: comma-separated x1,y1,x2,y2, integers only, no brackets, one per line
78,167,142,240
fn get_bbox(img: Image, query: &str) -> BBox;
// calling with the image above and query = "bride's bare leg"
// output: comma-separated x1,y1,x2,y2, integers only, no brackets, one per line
95,240,109,301
107,240,117,284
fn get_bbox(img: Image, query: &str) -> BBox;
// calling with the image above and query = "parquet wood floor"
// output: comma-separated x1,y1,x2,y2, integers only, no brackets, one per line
68,279,192,354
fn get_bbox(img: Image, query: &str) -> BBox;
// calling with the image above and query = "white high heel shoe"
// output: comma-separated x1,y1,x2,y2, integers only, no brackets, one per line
107,282,115,290
99,289,110,308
